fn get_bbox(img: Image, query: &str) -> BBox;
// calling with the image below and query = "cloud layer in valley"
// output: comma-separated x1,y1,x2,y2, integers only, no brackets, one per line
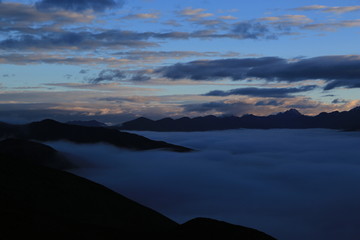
47,129,360,240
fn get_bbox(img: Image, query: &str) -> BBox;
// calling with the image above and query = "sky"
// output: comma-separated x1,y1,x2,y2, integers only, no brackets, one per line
47,129,360,240
1,0,360,124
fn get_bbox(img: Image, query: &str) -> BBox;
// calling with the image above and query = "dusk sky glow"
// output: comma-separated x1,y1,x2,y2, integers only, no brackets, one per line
1,0,360,123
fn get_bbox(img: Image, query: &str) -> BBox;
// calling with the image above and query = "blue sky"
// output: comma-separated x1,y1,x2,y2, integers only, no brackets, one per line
1,0,360,123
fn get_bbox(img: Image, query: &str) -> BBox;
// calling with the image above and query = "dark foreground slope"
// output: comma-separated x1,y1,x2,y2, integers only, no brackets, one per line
0,119,191,152
0,139,276,240
119,107,360,131
0,138,74,169
0,154,178,239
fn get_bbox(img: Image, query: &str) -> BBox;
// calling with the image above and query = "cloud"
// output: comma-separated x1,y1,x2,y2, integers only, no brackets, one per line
294,5,327,11
0,30,158,51
0,53,133,66
0,4,288,56
182,101,254,115
323,79,360,90
155,55,360,90
332,98,348,104
156,57,283,80
176,7,227,28
113,50,241,62
294,5,360,14
35,0,122,12
255,100,283,106
180,96,359,117
259,10,360,33
163,20,182,27
0,50,238,67
178,7,214,21
219,15,238,20
2,74,15,78
0,2,94,29
232,21,276,39
303,19,360,31
0,107,135,124
79,69,89,74
122,13,160,20
323,6,360,14
87,69,126,84
47,129,360,240
0,26,281,52
176,7,287,38
204,85,317,98
259,15,313,26
86,69,153,84
284,103,318,109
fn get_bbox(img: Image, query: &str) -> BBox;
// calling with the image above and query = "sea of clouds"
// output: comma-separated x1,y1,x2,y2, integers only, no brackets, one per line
47,129,360,240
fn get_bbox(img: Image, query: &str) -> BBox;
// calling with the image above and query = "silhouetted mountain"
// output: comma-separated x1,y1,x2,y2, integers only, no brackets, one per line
0,148,277,239
0,153,177,239
0,138,74,170
0,119,192,152
119,106,360,131
176,218,277,239
66,120,108,127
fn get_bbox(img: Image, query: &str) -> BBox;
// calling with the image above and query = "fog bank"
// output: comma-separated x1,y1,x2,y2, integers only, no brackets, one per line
47,129,360,240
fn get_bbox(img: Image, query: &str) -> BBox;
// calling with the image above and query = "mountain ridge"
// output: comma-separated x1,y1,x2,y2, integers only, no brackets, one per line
0,119,192,152
118,106,360,131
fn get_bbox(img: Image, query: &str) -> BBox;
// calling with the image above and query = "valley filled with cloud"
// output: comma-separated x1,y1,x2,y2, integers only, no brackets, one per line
47,128,360,240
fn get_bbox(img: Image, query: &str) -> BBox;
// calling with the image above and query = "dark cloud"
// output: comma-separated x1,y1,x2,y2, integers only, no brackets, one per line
87,69,126,84
0,2,94,30
332,98,348,104
87,69,152,83
156,57,283,80
130,74,151,81
323,79,360,90
285,103,318,109
98,97,129,103
255,100,283,106
182,101,253,115
0,53,138,66
35,0,122,12
2,74,15,78
0,5,287,54
204,85,317,98
2,28,269,51
0,30,157,51
63,74,72,79
79,69,89,74
156,55,360,90
232,21,276,39
113,50,234,61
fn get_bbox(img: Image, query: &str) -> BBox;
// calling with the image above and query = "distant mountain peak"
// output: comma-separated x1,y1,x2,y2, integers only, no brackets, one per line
119,107,360,131
37,119,59,123
134,117,153,122
66,120,107,127
279,108,302,116
350,106,360,112
31,119,61,126
158,117,174,122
